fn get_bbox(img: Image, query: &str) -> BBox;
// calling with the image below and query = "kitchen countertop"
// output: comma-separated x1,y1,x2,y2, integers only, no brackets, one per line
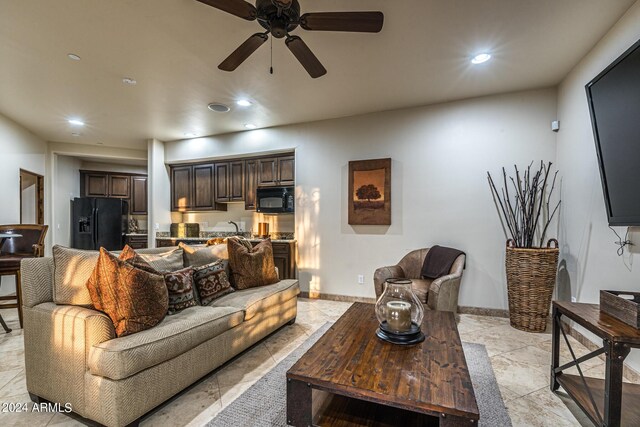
125,233,148,237
155,236,296,243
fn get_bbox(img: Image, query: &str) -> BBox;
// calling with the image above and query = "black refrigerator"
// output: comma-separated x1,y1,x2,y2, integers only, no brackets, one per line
72,198,128,251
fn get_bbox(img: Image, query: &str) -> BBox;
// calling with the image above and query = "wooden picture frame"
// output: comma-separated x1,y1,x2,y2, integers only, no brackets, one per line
348,158,391,225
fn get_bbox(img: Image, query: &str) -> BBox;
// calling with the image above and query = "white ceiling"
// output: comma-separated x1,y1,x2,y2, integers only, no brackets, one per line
0,0,635,150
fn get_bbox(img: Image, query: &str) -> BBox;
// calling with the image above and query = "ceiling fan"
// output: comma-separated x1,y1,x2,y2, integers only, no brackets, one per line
196,0,384,78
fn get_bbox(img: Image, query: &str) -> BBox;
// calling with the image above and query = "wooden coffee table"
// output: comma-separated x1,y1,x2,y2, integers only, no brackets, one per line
286,302,479,426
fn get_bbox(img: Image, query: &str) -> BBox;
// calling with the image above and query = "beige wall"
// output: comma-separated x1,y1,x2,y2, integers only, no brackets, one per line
0,113,48,296
148,139,172,248
556,1,640,371
80,161,147,175
163,88,558,309
52,155,83,247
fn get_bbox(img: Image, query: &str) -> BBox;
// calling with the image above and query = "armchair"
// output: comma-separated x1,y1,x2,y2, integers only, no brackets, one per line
374,248,465,313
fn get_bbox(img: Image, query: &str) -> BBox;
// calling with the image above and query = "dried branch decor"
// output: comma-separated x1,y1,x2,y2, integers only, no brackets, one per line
487,161,561,248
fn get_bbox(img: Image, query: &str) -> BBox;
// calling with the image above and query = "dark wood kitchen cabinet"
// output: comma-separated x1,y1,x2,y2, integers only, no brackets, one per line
171,165,192,212
170,164,226,212
193,164,215,210
130,176,147,215
81,170,146,214
257,155,295,187
244,159,258,210
215,161,245,203
109,175,130,198
84,173,109,197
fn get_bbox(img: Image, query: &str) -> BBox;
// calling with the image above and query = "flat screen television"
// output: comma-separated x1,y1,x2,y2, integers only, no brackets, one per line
586,38,640,226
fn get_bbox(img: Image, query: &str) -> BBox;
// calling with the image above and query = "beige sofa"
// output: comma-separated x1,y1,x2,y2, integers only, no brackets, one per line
20,247,299,427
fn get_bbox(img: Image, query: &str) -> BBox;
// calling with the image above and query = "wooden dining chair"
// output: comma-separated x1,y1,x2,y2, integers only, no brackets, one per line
0,224,48,331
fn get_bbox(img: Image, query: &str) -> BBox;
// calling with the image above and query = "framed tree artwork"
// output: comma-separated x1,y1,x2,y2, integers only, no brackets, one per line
348,158,391,225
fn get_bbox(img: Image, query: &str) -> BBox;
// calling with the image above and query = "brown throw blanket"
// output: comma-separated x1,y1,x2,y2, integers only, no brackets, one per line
421,245,465,279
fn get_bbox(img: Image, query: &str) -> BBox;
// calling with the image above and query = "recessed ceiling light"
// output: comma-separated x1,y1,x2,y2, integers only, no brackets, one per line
122,77,137,85
208,103,231,113
184,132,197,138
68,119,85,126
236,99,252,107
71,132,81,137
244,123,257,130
471,53,491,64
96,142,104,145
67,53,81,61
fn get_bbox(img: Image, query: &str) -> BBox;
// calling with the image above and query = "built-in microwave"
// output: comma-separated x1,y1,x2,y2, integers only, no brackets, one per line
256,186,295,214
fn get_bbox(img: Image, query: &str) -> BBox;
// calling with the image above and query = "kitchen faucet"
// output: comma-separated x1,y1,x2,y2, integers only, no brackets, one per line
228,221,239,234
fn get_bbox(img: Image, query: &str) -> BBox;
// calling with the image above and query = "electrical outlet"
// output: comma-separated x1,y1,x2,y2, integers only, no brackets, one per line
571,296,577,303
358,274,364,284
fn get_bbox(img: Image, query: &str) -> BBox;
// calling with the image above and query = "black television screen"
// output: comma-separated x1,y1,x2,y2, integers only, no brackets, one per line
586,38,640,226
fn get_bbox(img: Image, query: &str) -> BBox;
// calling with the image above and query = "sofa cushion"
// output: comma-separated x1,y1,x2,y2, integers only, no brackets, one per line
227,238,279,290
193,260,234,305
179,243,228,268
88,305,244,380
137,248,184,273
53,245,98,306
209,279,300,321
86,249,168,337
119,245,157,274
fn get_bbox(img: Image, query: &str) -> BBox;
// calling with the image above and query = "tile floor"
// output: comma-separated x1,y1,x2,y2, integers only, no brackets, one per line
0,299,631,426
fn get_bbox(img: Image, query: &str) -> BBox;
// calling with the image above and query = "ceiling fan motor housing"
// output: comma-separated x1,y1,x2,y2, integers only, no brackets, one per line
257,0,300,38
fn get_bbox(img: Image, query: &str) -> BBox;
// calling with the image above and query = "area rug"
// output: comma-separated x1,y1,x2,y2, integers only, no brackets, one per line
207,323,511,427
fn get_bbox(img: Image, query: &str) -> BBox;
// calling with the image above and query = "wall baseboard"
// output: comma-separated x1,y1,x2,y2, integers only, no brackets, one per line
458,306,510,318
299,291,376,304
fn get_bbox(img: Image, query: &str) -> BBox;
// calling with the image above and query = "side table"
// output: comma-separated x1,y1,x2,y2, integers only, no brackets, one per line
551,301,640,426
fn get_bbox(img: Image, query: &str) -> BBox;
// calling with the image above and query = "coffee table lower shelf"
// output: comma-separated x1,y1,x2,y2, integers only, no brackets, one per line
556,374,640,426
312,392,439,427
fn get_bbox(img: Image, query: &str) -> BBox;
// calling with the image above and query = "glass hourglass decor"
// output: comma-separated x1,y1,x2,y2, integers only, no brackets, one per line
375,278,425,345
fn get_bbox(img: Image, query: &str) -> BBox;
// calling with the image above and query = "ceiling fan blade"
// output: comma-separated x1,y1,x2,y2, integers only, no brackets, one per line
218,33,268,71
299,12,384,33
195,0,257,21
285,36,327,79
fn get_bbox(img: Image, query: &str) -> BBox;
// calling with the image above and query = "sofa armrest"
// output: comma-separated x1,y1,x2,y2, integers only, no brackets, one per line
373,265,405,298
23,302,115,414
426,255,465,312
21,257,54,307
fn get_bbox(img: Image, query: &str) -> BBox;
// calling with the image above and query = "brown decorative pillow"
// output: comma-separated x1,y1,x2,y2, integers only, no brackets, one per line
119,245,158,274
85,248,168,337
165,267,197,314
193,260,234,305
227,238,279,290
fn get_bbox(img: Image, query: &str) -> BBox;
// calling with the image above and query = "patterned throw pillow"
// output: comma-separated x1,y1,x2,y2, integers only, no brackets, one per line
85,248,168,337
227,238,279,290
193,260,234,305
165,267,197,314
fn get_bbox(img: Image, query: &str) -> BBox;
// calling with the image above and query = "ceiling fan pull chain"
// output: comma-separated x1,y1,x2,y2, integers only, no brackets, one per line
270,37,274,75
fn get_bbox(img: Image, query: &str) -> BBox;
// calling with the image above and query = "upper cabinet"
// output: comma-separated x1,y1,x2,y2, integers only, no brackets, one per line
257,155,295,187
170,164,226,212
169,152,294,212
215,161,245,203
81,170,147,214
109,175,130,198
130,176,148,215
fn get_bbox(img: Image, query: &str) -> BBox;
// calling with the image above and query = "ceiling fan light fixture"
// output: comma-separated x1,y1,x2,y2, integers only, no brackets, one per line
471,53,491,64
208,103,231,113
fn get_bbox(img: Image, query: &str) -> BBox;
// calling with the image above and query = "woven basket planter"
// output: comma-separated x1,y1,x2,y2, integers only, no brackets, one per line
505,239,559,332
